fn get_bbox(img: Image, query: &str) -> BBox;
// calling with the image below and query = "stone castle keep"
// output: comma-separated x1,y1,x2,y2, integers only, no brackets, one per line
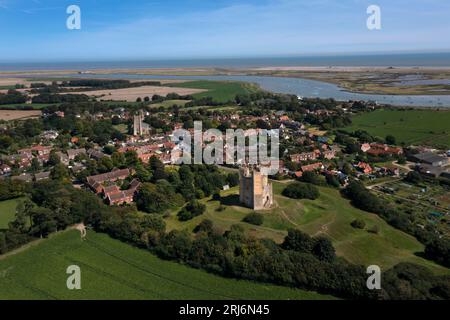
239,166,273,210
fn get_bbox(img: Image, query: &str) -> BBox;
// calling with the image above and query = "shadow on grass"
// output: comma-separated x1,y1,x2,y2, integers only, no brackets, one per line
207,194,245,208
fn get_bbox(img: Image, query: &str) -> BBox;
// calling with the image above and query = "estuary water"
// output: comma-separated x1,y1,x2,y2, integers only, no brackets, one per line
70,73,450,108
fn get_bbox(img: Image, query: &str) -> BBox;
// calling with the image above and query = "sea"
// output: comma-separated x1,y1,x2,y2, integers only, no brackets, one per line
1,52,450,71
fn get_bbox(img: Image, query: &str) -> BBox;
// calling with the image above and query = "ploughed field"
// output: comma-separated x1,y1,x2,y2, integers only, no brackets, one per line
0,230,334,300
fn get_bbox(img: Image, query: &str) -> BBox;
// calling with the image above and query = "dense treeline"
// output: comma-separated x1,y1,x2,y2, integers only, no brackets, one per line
32,93,90,104
0,90,28,105
134,164,239,214
60,79,162,89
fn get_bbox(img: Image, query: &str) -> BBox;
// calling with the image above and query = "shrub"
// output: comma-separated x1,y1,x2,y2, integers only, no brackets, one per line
351,219,366,229
368,225,380,234
193,219,214,234
300,171,322,185
177,200,206,221
243,212,264,226
282,182,319,200
405,171,422,185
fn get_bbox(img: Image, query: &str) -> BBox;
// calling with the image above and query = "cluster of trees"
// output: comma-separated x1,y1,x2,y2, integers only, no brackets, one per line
177,200,206,221
133,162,238,216
32,93,90,104
0,90,27,105
282,182,320,200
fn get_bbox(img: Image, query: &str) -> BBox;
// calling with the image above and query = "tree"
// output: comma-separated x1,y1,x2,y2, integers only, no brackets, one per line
9,200,30,233
135,183,171,213
385,135,396,145
111,152,126,168
351,219,366,229
312,237,336,262
282,182,319,200
50,163,69,181
425,238,450,267
282,229,314,253
193,219,214,234
125,150,139,167
149,156,166,181
30,158,41,173
135,163,152,182
300,171,322,185
243,212,264,226
97,157,114,173
326,174,340,188
405,171,422,185
0,135,13,149
177,200,206,221
226,173,239,187
29,207,57,238
47,151,61,166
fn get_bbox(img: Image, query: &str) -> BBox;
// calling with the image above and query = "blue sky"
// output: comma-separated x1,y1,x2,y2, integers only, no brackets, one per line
0,0,449,62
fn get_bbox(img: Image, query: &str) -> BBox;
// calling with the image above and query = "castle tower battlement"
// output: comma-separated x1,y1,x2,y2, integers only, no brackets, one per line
239,165,273,210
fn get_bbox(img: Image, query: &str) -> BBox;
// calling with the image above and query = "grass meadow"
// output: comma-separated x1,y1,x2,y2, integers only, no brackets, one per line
0,198,25,230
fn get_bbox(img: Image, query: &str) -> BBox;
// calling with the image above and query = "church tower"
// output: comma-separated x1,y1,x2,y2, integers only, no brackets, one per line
133,110,150,136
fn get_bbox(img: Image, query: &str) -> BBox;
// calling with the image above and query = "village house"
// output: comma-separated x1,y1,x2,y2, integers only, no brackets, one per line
0,164,12,175
356,162,373,175
361,143,371,153
56,151,70,165
87,168,131,194
11,173,33,183
34,171,51,181
87,148,107,160
40,130,59,140
67,148,87,160
301,162,324,173
322,150,336,160
103,179,141,206
379,166,400,177
365,143,403,156
291,152,317,163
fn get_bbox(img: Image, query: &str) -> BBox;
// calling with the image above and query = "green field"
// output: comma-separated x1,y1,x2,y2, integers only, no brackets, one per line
167,80,259,103
344,109,450,148
150,99,190,109
0,198,25,229
0,230,334,300
166,181,449,274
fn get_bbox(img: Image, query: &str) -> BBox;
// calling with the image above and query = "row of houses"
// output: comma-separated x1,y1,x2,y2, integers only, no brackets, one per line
290,148,337,163
361,143,403,156
86,168,141,205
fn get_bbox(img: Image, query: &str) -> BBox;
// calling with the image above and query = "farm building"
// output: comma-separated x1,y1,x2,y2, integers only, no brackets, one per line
412,152,449,167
